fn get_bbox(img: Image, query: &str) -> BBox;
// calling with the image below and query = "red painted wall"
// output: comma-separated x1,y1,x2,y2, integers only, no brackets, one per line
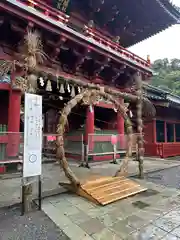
144,122,154,143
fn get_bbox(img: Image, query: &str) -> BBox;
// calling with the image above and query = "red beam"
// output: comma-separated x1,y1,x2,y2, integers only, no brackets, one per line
0,83,10,91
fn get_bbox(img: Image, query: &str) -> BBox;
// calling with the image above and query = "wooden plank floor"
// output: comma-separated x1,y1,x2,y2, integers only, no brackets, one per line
81,176,147,205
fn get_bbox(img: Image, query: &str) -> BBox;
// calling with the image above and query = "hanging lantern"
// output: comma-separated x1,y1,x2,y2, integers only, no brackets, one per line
70,85,75,97
59,83,65,93
46,80,52,92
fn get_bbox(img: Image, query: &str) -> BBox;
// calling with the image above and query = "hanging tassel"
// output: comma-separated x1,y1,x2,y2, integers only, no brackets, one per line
59,83,65,93
46,80,52,91
67,83,70,93
70,85,75,97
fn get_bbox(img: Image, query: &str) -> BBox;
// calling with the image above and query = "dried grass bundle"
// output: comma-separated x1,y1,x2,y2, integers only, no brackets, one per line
0,60,16,76
20,29,47,70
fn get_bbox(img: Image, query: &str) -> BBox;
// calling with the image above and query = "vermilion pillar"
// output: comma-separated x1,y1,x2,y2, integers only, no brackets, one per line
7,88,21,157
85,105,94,151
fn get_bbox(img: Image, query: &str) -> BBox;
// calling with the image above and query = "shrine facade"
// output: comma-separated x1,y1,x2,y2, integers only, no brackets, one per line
0,0,180,172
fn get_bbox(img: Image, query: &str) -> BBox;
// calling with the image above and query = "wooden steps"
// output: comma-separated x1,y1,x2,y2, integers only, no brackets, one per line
80,176,147,205
59,176,147,206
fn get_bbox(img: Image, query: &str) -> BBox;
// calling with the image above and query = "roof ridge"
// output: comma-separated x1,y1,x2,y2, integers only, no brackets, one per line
143,83,168,94
144,83,180,100
155,0,180,23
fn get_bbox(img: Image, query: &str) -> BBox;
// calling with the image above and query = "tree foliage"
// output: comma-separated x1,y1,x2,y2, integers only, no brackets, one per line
151,58,180,95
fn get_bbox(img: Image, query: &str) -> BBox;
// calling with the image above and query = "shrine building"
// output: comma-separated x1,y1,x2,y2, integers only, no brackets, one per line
0,0,180,172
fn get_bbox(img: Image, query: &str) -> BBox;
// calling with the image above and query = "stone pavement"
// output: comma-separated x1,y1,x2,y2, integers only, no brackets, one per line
0,157,180,208
0,205,69,240
42,179,180,240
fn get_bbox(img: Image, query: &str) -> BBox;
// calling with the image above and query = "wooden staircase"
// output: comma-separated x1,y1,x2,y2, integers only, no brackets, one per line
60,176,147,205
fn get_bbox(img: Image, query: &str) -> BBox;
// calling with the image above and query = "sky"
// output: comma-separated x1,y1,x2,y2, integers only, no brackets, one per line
128,0,180,62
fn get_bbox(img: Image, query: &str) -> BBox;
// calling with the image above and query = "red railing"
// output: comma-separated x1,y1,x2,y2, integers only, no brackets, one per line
16,0,69,24
84,26,150,68
162,143,180,158
14,0,151,71
145,142,180,158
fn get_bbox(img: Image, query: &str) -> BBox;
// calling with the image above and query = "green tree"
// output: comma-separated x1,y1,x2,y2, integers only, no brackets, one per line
151,58,180,95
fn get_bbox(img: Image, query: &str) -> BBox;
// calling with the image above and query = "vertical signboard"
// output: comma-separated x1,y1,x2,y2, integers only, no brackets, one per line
23,93,42,178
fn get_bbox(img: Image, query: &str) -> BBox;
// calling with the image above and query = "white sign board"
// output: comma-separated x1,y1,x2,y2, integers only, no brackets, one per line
23,93,42,178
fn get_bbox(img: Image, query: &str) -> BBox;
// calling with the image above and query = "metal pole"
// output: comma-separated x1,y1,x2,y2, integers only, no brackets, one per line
38,175,42,211
84,144,90,168
111,144,118,164
21,179,25,216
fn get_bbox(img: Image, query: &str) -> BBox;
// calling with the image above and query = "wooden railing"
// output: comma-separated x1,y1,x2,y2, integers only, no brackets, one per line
13,0,151,70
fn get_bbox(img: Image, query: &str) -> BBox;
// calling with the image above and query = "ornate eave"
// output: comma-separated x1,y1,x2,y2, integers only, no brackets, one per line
67,0,180,47
1,0,152,76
